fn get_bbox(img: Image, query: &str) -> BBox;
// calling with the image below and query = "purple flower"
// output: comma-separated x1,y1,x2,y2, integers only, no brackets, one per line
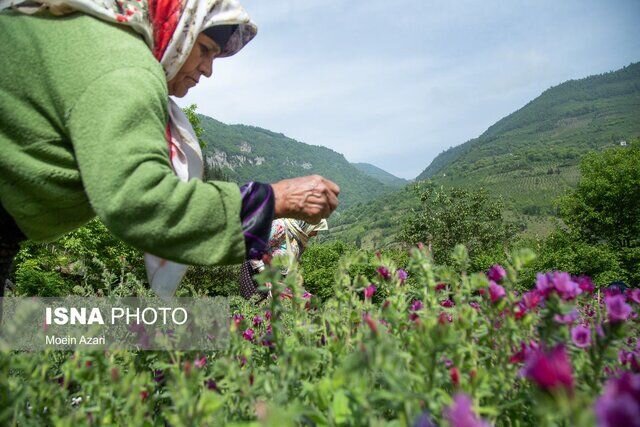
410,300,424,312
488,281,506,303
605,294,632,323
594,372,640,427
627,288,640,305
554,309,579,325
252,316,263,327
440,299,455,308
521,345,574,393
443,393,490,427
552,272,582,300
397,269,408,283
302,291,312,299
377,266,391,280
264,310,272,321
522,290,542,310
487,264,506,282
364,284,377,299
469,301,481,311
536,272,553,297
571,325,591,348
242,328,255,341
204,379,219,392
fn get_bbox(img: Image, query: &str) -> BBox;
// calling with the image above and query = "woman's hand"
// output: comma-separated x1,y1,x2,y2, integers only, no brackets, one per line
271,175,340,223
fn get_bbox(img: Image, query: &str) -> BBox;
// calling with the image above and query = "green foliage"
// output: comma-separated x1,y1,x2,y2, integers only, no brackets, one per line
182,103,206,149
2,246,638,426
400,182,516,270
351,162,408,188
559,140,640,248
13,219,146,297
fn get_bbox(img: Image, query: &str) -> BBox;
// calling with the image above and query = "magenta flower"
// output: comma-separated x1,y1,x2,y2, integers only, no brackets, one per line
554,309,579,325
552,272,582,300
627,288,640,305
302,291,312,299
571,325,591,348
443,393,490,427
522,290,542,310
594,372,640,427
362,312,378,334
377,266,391,280
252,316,263,327
364,284,377,299
440,299,455,308
487,264,506,282
575,275,595,293
521,345,574,393
204,379,218,392
605,294,632,323
435,283,447,292
194,356,207,369
488,281,506,303
242,328,255,341
469,301,480,311
397,269,408,283
509,341,539,364
264,310,272,321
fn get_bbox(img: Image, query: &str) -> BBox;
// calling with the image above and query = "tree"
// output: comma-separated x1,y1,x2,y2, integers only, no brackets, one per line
559,140,640,249
400,182,516,268
182,104,206,149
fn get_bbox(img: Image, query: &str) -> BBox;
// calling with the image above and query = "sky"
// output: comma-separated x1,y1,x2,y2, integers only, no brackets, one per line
178,0,640,179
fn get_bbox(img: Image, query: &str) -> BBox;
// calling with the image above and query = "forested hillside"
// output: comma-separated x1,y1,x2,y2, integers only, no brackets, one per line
198,116,393,210
417,62,640,214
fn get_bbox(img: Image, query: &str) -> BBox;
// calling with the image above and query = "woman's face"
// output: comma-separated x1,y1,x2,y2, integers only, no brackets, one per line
168,33,221,97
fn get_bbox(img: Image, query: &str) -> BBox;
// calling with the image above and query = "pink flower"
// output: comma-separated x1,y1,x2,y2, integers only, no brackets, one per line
571,325,591,348
242,328,254,341
487,264,506,282
435,283,447,292
605,294,632,323
194,356,207,368
362,313,378,334
509,341,539,364
521,345,574,393
302,291,312,299
232,313,244,327
364,284,377,299
469,302,480,311
536,273,553,297
443,393,490,427
488,281,506,303
253,316,263,327
377,266,391,280
594,372,640,427
438,312,453,324
264,310,272,321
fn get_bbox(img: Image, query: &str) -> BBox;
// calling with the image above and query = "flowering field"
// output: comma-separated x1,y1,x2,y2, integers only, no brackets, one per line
1,245,639,426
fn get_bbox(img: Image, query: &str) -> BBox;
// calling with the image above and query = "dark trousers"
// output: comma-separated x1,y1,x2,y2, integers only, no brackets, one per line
0,204,25,323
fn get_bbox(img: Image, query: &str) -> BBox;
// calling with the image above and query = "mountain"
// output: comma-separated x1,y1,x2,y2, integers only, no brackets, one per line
415,62,640,215
198,115,392,210
327,62,640,249
352,163,409,188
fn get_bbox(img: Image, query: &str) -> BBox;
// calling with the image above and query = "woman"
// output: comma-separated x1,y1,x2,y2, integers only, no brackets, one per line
0,0,340,301
238,218,328,300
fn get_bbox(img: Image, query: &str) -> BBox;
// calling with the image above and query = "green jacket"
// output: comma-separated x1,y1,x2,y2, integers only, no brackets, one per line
0,12,245,266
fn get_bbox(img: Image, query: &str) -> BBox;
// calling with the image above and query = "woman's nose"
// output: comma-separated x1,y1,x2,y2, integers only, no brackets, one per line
200,58,213,78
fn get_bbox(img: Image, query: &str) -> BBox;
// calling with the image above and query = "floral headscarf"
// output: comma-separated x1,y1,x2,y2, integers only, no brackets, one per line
1,0,258,297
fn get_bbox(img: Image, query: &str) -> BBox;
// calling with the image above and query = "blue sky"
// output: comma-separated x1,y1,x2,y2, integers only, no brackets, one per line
179,0,640,179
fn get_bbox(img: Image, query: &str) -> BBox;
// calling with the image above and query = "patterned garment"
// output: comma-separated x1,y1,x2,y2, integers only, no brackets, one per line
1,0,260,298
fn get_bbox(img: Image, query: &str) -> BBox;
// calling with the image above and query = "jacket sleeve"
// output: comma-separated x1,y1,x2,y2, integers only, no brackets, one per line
66,67,245,266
